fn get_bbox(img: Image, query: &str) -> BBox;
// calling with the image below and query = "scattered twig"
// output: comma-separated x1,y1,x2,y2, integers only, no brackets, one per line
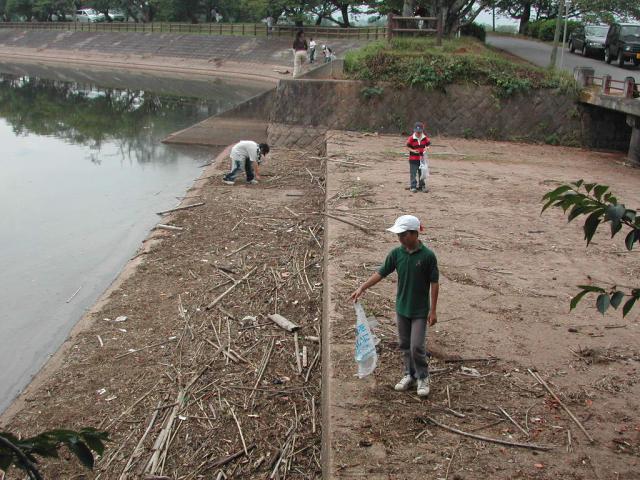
206,267,257,310
155,224,184,231
224,400,249,456
322,212,371,233
422,417,554,451
528,369,594,443
156,202,205,215
224,241,254,258
499,406,529,437
65,286,82,303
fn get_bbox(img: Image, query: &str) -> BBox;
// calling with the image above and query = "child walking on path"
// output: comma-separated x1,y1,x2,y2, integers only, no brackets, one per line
406,122,431,193
223,141,269,185
351,215,439,397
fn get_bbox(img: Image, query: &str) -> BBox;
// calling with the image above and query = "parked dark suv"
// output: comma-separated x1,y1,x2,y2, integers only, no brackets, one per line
604,23,640,67
569,24,608,58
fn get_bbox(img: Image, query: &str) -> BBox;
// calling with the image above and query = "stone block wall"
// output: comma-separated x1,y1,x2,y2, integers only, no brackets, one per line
269,79,585,146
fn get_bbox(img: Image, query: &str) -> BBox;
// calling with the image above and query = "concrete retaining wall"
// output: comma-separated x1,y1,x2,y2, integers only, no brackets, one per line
270,79,584,145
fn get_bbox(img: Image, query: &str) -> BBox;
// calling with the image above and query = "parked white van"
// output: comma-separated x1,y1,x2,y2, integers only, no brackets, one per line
75,9,104,23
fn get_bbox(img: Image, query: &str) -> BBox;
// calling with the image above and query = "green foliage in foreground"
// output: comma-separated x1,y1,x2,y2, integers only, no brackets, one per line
0,428,108,478
344,38,577,98
542,180,640,317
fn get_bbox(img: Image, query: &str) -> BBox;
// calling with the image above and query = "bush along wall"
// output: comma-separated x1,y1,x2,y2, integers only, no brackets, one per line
343,39,578,99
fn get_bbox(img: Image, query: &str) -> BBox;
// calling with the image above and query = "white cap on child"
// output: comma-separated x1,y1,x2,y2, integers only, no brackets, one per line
386,215,423,233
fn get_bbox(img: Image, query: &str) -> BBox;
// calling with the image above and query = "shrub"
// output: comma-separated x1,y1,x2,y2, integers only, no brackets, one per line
538,19,559,41
344,38,575,98
460,22,486,42
526,20,542,38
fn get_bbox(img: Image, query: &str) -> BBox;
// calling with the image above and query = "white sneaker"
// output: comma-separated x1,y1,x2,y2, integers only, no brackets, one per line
223,180,234,185
394,375,415,392
247,179,259,185
417,377,430,397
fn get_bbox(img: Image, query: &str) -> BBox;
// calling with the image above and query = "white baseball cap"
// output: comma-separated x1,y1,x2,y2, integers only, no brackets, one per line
386,215,422,233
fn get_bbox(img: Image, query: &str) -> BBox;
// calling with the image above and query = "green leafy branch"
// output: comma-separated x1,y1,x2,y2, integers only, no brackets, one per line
542,180,640,316
0,428,108,479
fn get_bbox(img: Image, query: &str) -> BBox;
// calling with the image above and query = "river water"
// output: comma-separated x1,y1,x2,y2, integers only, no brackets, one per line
0,63,268,413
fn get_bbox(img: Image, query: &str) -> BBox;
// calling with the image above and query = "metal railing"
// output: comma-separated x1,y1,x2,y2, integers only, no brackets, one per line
0,21,387,39
585,75,637,98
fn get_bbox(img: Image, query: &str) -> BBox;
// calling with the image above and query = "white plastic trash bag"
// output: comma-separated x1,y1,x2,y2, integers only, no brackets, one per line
354,302,378,378
419,155,429,178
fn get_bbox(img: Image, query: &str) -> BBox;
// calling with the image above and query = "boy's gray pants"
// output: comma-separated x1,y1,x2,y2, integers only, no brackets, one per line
409,161,426,190
396,314,428,379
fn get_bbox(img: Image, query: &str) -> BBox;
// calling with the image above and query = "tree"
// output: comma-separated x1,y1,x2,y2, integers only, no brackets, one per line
33,0,74,21
0,428,108,479
542,180,640,317
6,0,34,20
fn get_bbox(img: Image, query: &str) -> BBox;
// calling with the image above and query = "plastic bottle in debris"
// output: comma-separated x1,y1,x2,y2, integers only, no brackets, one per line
354,302,378,378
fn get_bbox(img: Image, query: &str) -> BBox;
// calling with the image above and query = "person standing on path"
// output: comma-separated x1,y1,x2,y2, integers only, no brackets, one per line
266,15,274,37
223,141,270,185
292,30,308,77
351,215,439,397
308,37,317,63
406,122,431,193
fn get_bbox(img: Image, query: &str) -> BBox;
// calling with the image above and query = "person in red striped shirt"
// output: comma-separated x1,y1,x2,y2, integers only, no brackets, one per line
406,122,431,193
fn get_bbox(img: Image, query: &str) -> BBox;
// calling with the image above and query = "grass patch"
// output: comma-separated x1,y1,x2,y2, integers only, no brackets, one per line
344,37,577,98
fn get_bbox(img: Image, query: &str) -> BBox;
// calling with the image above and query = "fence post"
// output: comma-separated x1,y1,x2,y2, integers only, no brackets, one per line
436,8,443,46
573,66,594,88
387,13,393,40
623,77,636,99
601,74,611,94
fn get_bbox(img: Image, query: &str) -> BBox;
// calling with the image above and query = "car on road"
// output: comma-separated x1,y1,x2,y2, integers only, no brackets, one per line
604,23,640,67
568,24,608,58
75,8,104,23
107,9,127,22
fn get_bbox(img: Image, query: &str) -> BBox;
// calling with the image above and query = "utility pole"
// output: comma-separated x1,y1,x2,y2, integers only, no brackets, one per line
559,0,569,70
549,0,564,69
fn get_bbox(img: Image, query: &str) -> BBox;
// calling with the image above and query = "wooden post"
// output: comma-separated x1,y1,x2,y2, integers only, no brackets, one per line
623,77,636,99
387,13,394,40
436,6,443,46
601,74,611,95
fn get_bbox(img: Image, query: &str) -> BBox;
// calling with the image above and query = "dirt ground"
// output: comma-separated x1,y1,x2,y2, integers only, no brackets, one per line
2,147,325,479
324,132,640,479
2,131,640,480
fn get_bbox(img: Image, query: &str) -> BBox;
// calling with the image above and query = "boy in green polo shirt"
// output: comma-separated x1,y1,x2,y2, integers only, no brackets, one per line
351,214,439,397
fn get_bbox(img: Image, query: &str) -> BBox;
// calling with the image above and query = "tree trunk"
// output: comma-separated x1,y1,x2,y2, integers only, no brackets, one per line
340,3,350,27
402,0,415,16
518,1,531,35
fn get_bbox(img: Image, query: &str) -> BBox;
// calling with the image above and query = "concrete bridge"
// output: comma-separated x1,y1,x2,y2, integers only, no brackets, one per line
575,67,640,165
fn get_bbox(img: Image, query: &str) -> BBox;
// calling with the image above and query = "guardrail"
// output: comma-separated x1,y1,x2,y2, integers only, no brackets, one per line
575,67,637,98
0,21,386,39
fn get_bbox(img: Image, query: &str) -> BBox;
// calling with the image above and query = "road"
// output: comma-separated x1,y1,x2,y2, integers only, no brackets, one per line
487,34,640,83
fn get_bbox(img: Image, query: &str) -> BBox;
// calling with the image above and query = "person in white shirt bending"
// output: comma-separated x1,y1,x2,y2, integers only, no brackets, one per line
223,141,270,185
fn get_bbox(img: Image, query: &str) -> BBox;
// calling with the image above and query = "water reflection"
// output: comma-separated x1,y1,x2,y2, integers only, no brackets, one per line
0,74,233,165
0,70,263,413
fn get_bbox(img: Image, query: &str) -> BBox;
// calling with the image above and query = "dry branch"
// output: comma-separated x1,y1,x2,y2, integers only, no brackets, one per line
528,369,594,443
422,417,554,451
156,202,205,215
206,267,257,310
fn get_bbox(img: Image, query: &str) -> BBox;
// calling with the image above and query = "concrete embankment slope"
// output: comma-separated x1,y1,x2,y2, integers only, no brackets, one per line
0,30,364,84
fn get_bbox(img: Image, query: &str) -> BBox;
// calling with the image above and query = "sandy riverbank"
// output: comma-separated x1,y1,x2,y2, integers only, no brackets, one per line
2,145,325,478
